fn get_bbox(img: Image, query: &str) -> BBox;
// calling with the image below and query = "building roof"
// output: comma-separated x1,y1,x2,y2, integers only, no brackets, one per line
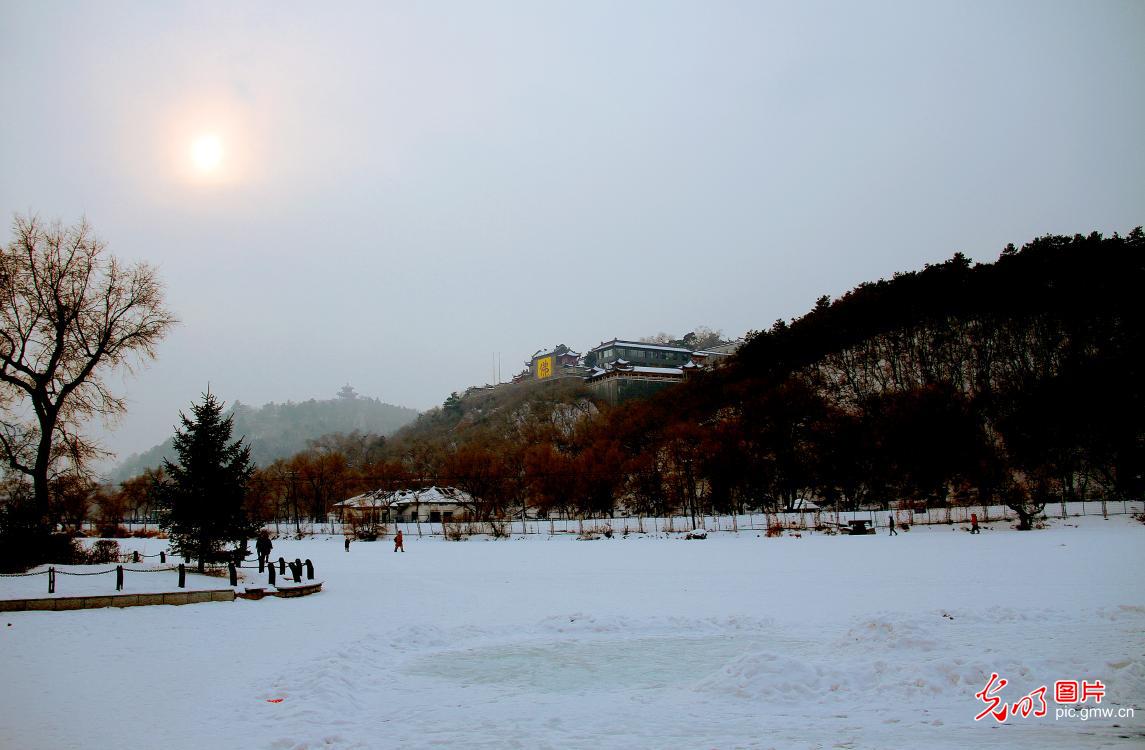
531,348,581,361
589,339,692,355
585,364,686,381
334,486,472,509
701,339,743,355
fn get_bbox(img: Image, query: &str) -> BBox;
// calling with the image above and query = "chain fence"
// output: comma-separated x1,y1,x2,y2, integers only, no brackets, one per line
1,555,316,596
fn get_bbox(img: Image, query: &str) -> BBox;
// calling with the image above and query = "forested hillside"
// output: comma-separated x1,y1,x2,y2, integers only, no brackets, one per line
688,228,1145,526
358,228,1143,529
111,389,419,480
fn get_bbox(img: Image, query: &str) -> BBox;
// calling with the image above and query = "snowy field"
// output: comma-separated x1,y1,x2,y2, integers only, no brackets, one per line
1,515,1143,749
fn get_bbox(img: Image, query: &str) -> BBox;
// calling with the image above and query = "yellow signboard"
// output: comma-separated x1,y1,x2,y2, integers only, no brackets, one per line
536,356,553,379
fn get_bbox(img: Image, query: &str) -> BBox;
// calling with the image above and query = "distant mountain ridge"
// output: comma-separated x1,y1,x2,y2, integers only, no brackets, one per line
110,388,419,481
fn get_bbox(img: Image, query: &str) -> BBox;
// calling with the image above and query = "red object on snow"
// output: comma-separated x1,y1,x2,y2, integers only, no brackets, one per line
266,698,284,703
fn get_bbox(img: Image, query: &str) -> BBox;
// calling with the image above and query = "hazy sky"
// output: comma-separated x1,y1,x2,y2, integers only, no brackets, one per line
2,0,1143,462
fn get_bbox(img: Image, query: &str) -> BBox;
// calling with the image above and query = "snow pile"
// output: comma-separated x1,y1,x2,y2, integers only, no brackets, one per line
693,649,842,702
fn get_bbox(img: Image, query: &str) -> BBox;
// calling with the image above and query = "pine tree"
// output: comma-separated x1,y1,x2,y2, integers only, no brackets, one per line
443,391,463,417
157,393,257,572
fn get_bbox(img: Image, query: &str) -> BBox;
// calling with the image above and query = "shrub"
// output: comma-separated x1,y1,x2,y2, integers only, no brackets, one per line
0,530,86,571
96,524,129,538
88,539,121,564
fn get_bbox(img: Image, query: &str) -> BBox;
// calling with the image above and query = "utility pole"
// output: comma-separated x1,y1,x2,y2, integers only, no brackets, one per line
288,471,300,536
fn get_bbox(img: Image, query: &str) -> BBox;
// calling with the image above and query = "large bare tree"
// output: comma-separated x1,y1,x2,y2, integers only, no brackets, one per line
0,215,175,527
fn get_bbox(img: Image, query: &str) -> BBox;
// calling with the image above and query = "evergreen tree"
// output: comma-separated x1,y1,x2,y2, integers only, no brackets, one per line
443,392,463,417
157,393,257,572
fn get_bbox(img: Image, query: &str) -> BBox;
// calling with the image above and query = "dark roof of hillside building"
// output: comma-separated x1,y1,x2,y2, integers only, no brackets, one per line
589,339,692,354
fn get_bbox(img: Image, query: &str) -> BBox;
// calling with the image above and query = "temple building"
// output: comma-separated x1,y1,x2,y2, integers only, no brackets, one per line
524,345,584,381
583,339,731,405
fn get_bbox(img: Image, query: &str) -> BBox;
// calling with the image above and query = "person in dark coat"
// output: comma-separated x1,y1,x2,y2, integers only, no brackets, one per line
256,531,273,567
888,515,898,536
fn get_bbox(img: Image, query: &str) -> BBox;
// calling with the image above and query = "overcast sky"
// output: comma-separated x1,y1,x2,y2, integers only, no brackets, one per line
2,0,1143,462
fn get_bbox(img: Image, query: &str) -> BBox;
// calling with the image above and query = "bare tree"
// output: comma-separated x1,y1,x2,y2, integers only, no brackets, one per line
0,215,175,528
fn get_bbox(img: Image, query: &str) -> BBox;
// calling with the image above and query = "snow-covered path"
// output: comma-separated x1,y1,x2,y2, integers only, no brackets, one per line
2,516,1143,749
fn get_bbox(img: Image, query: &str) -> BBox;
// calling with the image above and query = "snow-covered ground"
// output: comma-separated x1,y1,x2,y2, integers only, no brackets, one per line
1,515,1143,749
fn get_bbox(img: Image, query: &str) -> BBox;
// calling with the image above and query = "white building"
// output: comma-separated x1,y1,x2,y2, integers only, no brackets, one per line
332,486,472,525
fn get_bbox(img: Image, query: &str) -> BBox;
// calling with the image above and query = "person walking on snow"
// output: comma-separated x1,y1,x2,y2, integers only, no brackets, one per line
256,530,273,568
888,514,898,536
970,513,981,534
394,529,404,552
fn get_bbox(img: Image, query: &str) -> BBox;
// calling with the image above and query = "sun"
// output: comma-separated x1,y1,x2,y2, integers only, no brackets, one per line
190,134,223,172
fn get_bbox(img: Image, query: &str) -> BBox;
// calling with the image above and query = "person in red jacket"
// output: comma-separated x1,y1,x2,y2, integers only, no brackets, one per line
970,513,981,534
394,529,404,552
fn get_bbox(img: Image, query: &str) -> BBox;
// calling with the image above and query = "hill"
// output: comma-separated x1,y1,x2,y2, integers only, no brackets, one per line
111,387,420,481
368,227,1144,525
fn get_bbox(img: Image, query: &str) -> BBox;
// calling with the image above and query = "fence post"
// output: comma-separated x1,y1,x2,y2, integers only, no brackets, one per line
293,558,303,582
48,566,55,594
304,559,314,580
133,551,140,563
228,562,238,586
278,557,286,575
160,551,166,564
116,565,124,591
268,563,276,586
178,563,186,588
